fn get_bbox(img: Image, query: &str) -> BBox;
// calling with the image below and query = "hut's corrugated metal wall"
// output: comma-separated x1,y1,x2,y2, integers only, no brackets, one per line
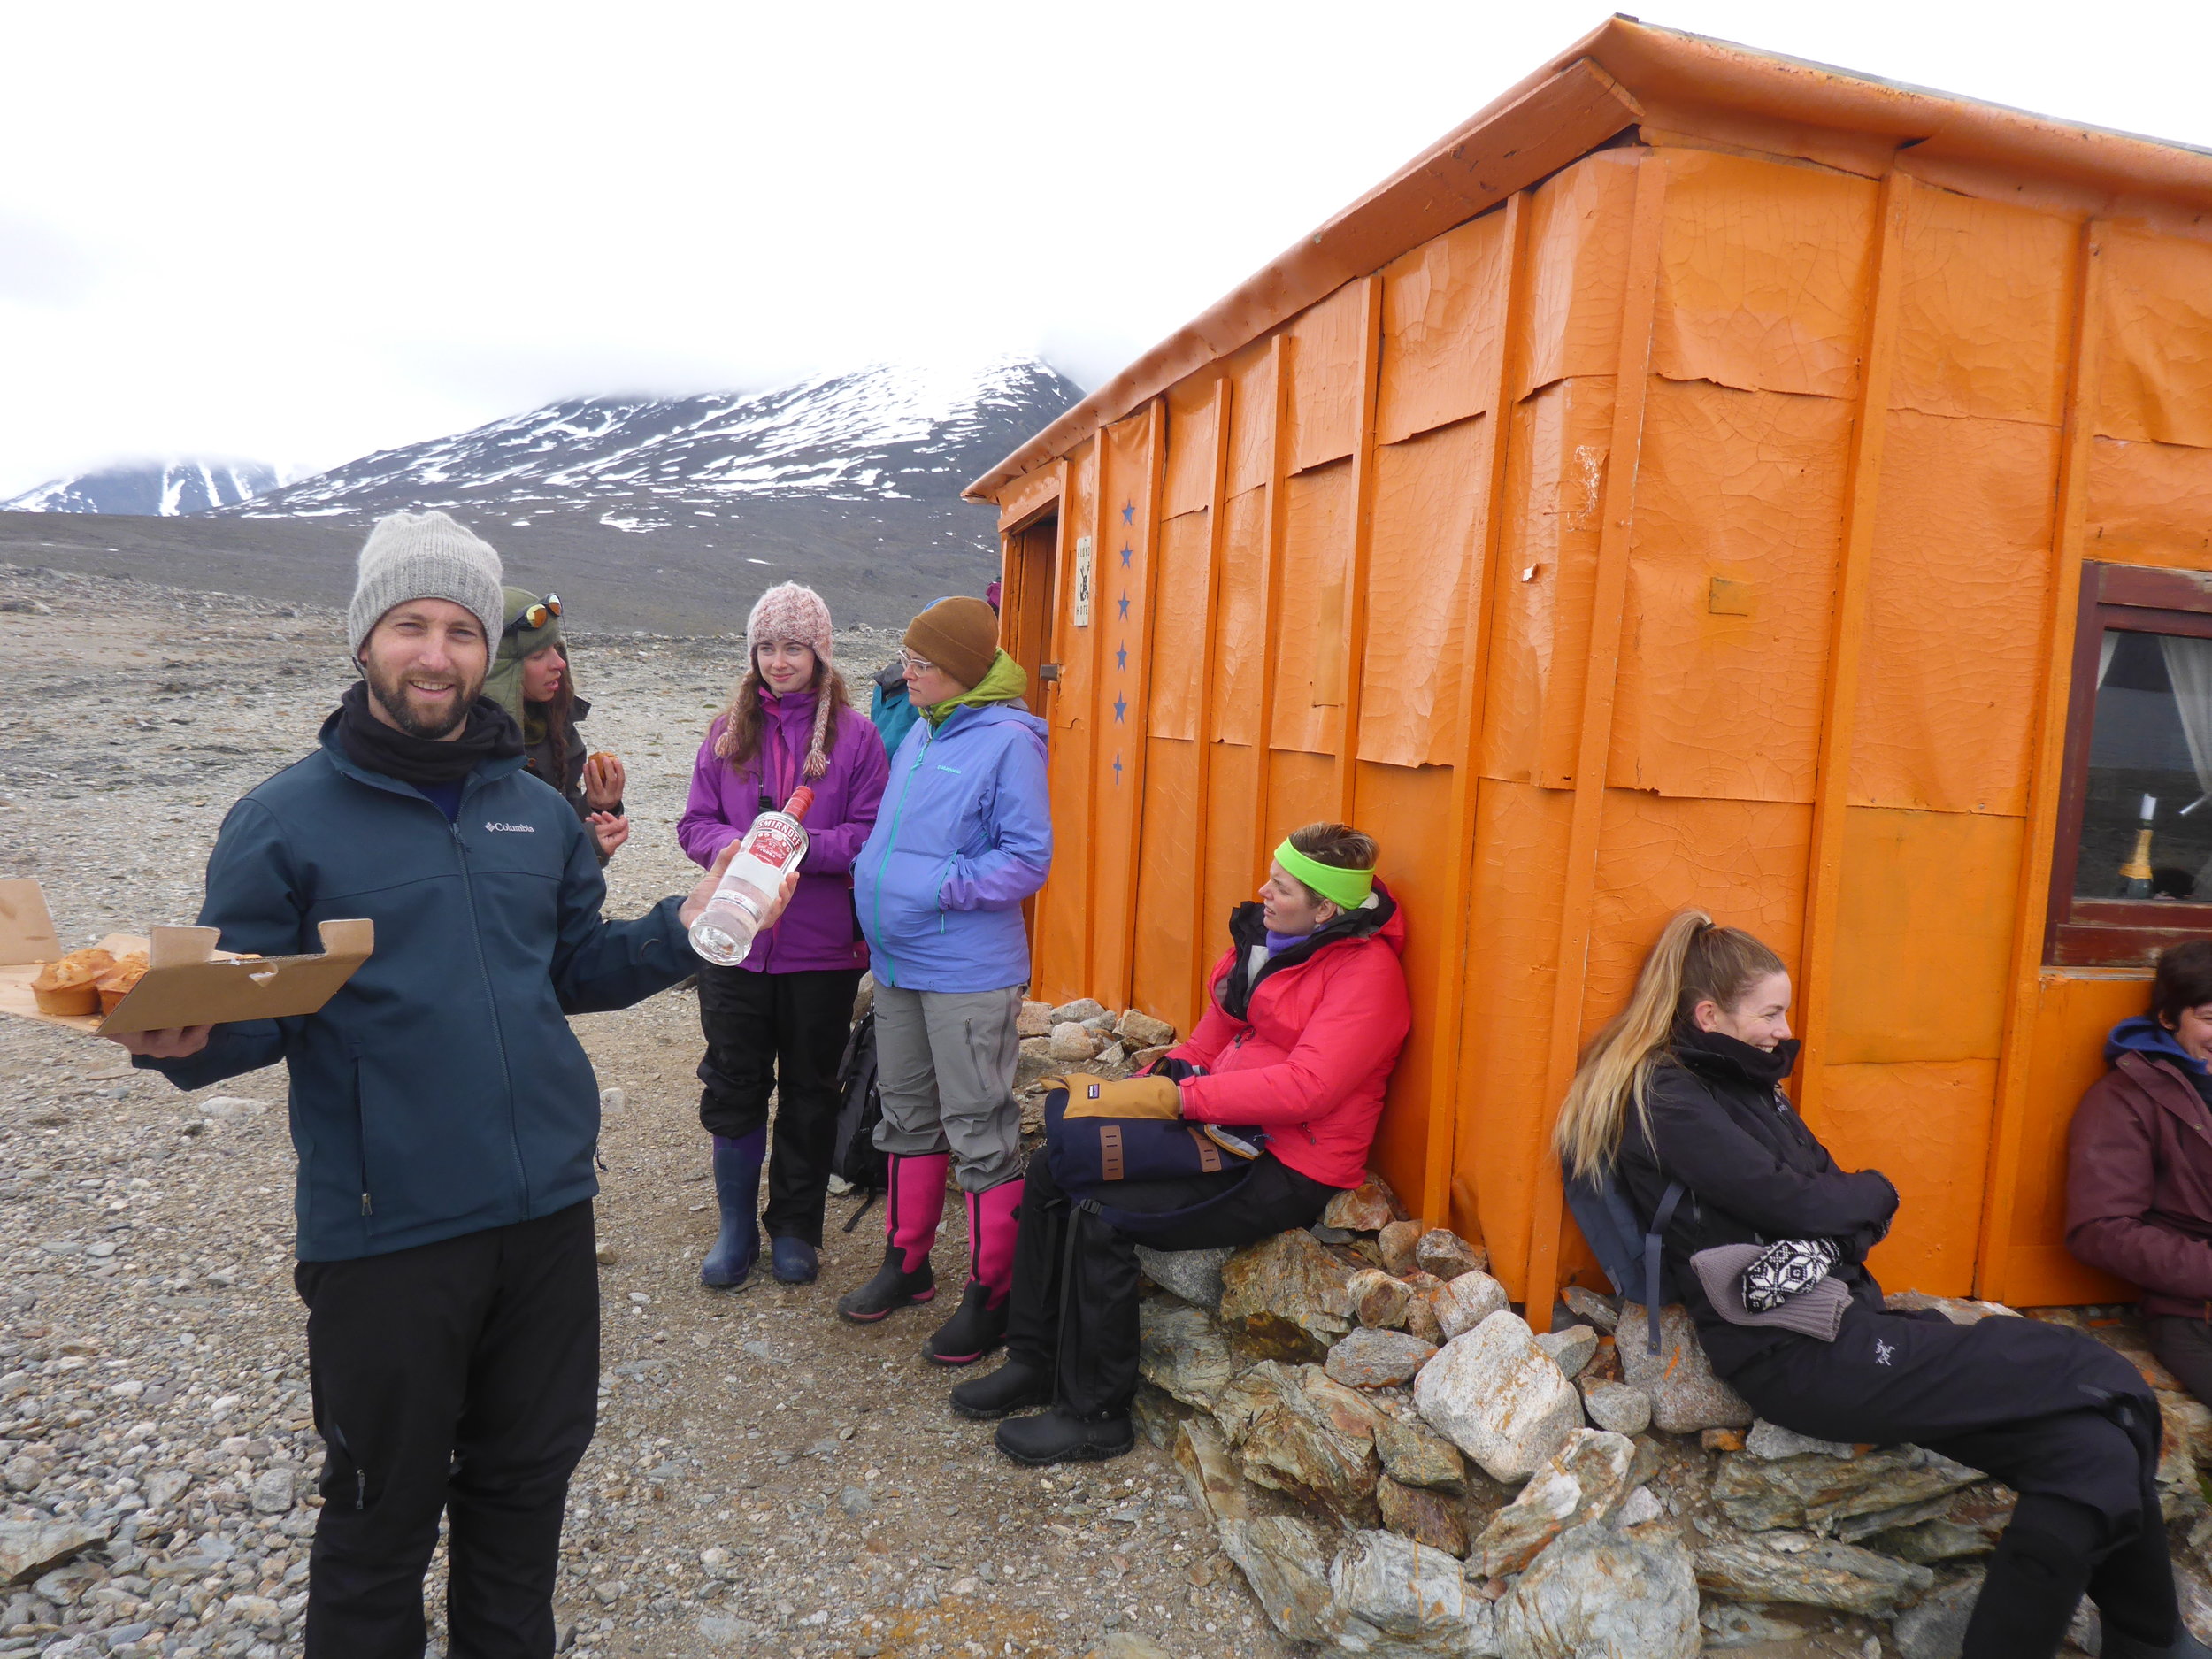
996,131,2212,1317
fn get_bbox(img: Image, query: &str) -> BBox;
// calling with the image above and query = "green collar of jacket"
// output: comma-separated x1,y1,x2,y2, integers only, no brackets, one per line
923,649,1027,727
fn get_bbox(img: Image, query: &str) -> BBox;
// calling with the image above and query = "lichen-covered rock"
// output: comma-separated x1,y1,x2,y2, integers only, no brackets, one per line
1497,1522,1700,1659
1412,1311,1582,1483
1050,996,1108,1025
1372,1409,1467,1497
1411,1228,1486,1280
1325,1328,1437,1390
1325,1529,1500,1656
1742,1418,1855,1460
1218,1229,1359,1361
1348,1268,1414,1331
1432,1270,1509,1340
1694,1528,1935,1615
1471,1429,1636,1578
1048,1021,1101,1061
1710,1440,1984,1534
1115,1008,1177,1048
1855,1482,2015,1563
1375,1475,1470,1557
1220,1514,1338,1644
0,1517,109,1585
1323,1173,1409,1233
1561,1286,1619,1332
1018,999,1056,1038
1171,1417,1250,1525
1138,1297,1238,1409
1135,1243,1235,1310
1532,1325,1597,1379
1617,1303,1754,1433
1016,1037,1057,1087
1217,1362,1386,1525
1578,1379,1649,1437
1379,1219,1422,1276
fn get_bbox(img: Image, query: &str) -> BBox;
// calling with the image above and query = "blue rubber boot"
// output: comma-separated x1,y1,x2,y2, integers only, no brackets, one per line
700,1130,765,1288
771,1237,818,1284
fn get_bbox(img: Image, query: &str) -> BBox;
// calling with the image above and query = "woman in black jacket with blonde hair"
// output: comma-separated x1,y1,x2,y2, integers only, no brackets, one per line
1557,910,2204,1659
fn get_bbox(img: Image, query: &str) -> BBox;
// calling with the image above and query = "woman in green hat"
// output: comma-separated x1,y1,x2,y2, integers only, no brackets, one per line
485,587,628,862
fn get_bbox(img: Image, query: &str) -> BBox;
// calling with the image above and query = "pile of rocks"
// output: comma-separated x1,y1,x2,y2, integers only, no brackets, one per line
1125,1171,2212,1658
1015,999,1177,1094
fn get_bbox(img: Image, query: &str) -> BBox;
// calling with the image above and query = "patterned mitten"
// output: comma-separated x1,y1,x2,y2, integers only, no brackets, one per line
1740,1238,1839,1313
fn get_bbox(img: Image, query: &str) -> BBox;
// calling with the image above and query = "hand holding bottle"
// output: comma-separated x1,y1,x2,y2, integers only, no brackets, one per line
687,787,815,964
680,840,798,935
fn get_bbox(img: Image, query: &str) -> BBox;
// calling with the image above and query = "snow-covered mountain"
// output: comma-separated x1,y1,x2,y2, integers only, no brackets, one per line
3,458,277,516
227,357,1080,531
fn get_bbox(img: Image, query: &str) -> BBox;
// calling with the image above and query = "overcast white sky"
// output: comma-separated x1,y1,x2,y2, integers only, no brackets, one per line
5,0,2211,499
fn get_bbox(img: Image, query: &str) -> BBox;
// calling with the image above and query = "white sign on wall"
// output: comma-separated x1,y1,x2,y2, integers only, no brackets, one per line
1073,535,1094,627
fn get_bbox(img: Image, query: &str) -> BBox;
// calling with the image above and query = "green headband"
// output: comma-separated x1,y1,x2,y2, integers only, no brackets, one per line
1274,839,1375,911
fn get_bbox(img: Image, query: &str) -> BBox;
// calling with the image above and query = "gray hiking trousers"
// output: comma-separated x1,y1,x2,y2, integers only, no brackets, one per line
870,983,1024,1193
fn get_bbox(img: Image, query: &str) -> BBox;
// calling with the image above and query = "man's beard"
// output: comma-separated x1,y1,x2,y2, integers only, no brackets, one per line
365,657,481,739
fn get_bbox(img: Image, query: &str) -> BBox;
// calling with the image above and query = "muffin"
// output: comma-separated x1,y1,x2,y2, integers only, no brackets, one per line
95,952,150,1016
31,947,116,1017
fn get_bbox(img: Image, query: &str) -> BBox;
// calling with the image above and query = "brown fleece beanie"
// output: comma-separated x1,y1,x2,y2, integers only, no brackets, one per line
904,596,999,690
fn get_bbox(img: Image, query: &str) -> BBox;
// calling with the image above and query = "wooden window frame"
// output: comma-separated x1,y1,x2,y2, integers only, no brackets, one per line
2047,562,2212,967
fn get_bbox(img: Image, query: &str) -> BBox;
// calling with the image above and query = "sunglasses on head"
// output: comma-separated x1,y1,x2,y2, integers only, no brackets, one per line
504,594,561,634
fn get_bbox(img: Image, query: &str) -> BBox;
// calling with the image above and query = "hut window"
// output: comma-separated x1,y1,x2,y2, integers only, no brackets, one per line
2049,564,2212,966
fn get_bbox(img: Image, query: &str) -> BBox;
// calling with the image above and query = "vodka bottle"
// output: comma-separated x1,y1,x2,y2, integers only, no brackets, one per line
688,786,814,965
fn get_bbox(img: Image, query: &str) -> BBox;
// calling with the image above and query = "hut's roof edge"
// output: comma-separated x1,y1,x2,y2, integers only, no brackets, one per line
967,15,2212,503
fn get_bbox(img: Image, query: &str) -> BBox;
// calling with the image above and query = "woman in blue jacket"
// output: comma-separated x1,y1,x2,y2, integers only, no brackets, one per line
838,597,1051,1366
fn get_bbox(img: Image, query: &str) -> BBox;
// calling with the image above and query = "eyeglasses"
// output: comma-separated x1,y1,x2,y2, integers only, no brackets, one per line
504,594,561,634
898,649,935,674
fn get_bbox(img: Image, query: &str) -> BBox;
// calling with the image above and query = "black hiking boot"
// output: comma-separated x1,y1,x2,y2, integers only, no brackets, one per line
949,1356,1053,1420
993,1407,1135,1467
835,1243,935,1324
921,1280,1009,1367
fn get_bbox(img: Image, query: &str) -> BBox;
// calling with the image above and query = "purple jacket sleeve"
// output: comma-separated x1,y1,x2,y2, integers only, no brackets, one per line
801,717,888,877
676,724,745,870
940,726,1051,911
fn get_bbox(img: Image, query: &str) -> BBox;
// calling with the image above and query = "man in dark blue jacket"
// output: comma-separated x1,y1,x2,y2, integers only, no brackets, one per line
113,510,756,1659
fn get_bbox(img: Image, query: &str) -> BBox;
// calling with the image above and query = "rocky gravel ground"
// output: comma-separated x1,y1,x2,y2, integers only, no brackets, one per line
0,563,1285,1659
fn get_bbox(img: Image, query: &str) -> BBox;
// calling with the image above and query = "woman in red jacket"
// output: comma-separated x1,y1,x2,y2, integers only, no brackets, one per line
948,821,1411,1466
2070,939,2212,1409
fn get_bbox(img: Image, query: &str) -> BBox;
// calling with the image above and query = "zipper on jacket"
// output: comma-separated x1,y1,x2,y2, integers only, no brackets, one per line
867,725,933,987
449,786,530,1214
354,1056,373,1218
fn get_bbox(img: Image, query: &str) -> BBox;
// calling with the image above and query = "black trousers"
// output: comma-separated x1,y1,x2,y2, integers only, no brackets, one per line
2149,1313,2212,1411
1728,1302,2175,1644
1003,1151,1335,1417
295,1203,599,1659
695,964,862,1247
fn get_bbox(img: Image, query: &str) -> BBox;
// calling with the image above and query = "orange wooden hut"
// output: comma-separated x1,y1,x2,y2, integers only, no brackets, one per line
964,18,2212,1325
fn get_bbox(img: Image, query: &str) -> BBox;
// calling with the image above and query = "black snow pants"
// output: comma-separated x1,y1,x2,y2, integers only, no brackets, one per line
295,1202,599,1659
1002,1150,1336,1417
695,963,863,1246
1726,1304,2180,1655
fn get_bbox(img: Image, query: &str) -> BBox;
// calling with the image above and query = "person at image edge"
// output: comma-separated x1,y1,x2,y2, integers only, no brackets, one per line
107,509,781,1659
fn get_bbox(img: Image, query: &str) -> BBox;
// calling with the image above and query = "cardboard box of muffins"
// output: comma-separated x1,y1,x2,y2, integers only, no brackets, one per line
0,879,372,1038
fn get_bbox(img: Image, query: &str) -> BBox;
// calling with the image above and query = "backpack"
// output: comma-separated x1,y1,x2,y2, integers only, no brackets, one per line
830,1008,887,1229
1562,1168,1684,1356
1042,1082,1263,1236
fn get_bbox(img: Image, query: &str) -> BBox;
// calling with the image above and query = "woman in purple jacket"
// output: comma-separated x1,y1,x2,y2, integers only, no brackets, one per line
678,583,888,1287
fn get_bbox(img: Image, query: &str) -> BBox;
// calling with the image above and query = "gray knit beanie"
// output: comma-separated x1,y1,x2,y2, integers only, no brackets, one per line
345,511,505,662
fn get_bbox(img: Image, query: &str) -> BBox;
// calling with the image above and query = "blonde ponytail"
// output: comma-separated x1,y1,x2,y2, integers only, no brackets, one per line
1554,910,1785,1179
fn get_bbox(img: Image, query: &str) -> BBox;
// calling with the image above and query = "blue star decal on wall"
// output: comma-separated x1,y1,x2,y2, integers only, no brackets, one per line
1118,591,1131,620
1113,694,1127,722
1113,753,1124,786
1121,500,1135,526
1115,643,1127,672
1119,543,1133,568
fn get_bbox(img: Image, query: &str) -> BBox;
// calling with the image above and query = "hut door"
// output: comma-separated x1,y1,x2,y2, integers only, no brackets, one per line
1003,512,1061,725
1002,510,1061,944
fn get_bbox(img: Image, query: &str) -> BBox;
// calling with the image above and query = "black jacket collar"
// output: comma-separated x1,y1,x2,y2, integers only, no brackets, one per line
1218,883,1396,1021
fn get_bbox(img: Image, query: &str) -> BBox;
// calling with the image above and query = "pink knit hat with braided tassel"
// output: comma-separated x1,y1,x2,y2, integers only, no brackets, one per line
746,582,835,779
